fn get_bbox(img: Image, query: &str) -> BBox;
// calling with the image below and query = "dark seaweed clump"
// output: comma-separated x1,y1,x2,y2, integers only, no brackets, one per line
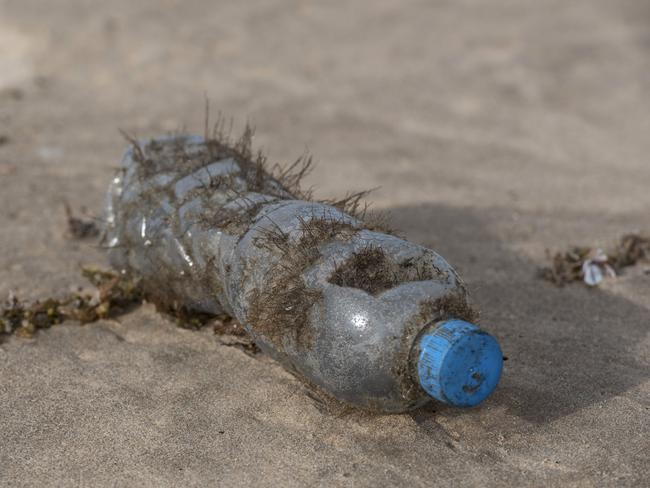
0,266,260,351
540,233,650,286
329,247,397,295
0,267,142,341
328,246,441,296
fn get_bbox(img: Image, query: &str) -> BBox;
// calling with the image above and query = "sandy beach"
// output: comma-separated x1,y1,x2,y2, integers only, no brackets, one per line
1,0,648,486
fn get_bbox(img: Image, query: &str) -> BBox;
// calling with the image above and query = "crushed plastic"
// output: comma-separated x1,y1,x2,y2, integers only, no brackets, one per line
581,249,616,286
101,130,502,412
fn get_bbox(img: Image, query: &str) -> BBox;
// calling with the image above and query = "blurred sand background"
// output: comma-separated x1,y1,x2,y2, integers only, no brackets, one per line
0,0,648,486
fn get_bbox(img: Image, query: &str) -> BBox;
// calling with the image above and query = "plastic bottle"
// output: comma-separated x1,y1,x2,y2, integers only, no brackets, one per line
104,133,503,412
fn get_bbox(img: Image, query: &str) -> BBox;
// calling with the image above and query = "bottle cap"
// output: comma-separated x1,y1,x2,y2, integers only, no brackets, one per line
416,319,503,407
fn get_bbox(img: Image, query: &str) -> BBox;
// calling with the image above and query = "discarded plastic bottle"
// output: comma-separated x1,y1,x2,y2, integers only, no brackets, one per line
104,132,503,413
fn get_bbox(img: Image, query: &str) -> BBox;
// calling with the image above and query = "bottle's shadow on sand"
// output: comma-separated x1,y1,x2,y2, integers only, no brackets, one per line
388,203,648,425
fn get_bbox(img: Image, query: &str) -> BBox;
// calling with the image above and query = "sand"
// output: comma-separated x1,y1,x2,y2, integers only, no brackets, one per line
0,0,648,486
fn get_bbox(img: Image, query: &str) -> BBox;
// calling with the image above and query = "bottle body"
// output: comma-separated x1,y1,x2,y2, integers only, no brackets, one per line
104,135,493,412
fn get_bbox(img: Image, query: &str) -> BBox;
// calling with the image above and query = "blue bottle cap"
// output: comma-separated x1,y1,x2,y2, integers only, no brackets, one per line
416,319,503,407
